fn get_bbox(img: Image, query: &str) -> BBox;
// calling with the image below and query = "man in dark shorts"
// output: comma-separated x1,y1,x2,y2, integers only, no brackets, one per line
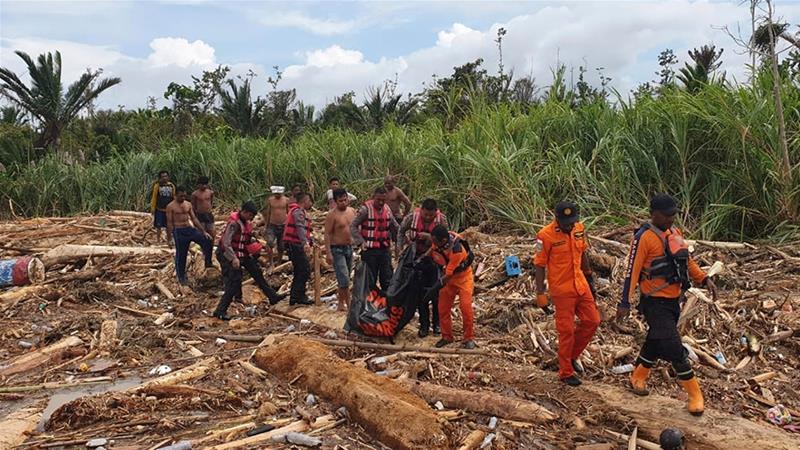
150,170,175,244
325,188,356,311
263,185,289,264
191,175,215,237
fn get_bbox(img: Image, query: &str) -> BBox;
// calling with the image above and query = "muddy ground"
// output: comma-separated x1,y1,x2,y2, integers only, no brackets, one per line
1,211,799,449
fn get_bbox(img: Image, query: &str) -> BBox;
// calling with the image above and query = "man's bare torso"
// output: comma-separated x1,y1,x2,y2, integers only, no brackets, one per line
328,207,355,246
386,187,405,217
191,189,214,214
168,200,193,228
268,195,289,225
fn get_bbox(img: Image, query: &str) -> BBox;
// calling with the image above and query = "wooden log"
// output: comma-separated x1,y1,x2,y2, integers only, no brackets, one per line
763,329,794,343
269,261,292,274
0,285,54,306
311,337,488,355
604,429,660,450
628,427,638,450
205,415,333,450
239,360,268,378
399,379,557,423
108,210,152,218
0,401,45,450
42,244,170,266
0,377,112,393
155,281,175,300
139,384,223,397
132,357,216,392
457,430,486,450
253,337,448,450
0,335,84,377
749,371,778,384
98,320,118,352
72,224,127,234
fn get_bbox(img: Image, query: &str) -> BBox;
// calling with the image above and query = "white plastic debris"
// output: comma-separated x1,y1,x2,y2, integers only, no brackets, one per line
683,343,699,362
488,416,498,429
336,406,349,418
271,432,322,447
371,356,388,365
156,441,192,450
479,433,496,449
154,312,174,326
86,438,108,448
305,393,316,405
18,340,33,349
434,401,444,410
320,294,336,303
215,338,227,346
300,319,312,326
148,365,172,376
323,330,338,339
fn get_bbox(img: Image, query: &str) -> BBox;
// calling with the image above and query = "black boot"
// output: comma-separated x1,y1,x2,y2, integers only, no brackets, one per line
290,296,314,306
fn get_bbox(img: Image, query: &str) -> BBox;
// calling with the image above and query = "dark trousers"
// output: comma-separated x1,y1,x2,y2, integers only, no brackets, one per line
636,296,694,380
416,255,440,330
288,244,310,302
362,248,393,292
173,227,212,284
215,251,281,316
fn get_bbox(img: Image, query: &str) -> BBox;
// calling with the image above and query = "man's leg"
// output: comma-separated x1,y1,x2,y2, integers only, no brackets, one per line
457,281,475,343
187,227,214,268
378,249,393,292
552,296,579,380
242,256,282,303
571,291,601,361
174,229,191,284
332,247,352,311
214,252,241,319
288,245,311,304
436,283,456,344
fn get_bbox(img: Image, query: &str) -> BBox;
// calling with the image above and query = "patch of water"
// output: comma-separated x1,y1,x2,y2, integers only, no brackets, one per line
36,377,142,432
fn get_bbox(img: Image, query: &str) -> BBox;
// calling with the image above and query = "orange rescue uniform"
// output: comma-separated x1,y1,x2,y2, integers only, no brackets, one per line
435,233,474,342
534,220,600,379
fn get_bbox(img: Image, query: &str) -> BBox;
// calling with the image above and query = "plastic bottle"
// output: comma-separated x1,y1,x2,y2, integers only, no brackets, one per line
488,416,498,429
610,363,635,374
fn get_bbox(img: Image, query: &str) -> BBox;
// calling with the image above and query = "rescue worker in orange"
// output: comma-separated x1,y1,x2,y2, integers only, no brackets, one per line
617,193,716,416
350,186,399,292
534,201,600,386
431,225,477,349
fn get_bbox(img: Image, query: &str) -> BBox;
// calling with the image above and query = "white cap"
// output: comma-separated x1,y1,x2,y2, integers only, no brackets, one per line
270,185,285,194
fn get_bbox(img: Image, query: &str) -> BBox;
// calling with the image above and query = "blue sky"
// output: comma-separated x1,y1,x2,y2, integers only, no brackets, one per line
2,1,800,109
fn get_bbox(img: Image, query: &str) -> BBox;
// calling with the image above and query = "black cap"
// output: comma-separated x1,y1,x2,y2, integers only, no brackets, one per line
241,201,258,214
650,193,678,215
555,201,580,225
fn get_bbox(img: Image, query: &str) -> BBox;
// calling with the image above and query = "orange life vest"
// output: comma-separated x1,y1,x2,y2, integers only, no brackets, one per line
360,200,392,249
218,211,253,258
283,203,312,245
408,208,445,242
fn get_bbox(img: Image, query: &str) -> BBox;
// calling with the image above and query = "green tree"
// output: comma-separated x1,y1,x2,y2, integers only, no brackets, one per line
0,50,121,151
1,106,28,126
677,45,725,93
217,78,266,136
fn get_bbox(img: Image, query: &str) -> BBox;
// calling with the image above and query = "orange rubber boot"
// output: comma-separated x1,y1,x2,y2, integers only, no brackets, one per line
679,377,705,416
629,364,650,396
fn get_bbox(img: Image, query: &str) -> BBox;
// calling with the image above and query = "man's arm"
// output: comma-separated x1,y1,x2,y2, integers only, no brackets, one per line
619,231,650,311
150,184,158,213
398,189,412,215
188,205,206,234
221,222,239,262
397,215,412,250
166,204,174,236
388,209,400,233
350,207,368,246
293,209,310,247
191,192,199,215
688,256,716,299
324,213,335,264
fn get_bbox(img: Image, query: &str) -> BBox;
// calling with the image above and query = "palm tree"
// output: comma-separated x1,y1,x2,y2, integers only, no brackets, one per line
677,45,725,93
1,106,29,126
0,50,121,150
216,78,266,136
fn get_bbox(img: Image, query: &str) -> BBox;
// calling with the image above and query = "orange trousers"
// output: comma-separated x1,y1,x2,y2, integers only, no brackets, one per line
553,291,600,379
438,275,474,342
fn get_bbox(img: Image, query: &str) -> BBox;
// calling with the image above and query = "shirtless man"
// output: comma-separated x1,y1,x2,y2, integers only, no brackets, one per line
384,175,411,253
325,188,357,311
191,176,215,237
167,186,214,285
263,185,289,264
326,177,357,210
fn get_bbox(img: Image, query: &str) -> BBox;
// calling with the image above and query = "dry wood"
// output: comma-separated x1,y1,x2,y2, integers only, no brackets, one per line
313,245,321,306
108,210,152,218
42,244,170,266
139,384,223,397
764,329,794,343
457,430,486,450
681,340,727,371
98,319,119,352
72,224,127,234
0,402,45,450
749,371,778,384
132,357,216,392
311,337,488,355
238,359,268,378
254,337,448,450
0,376,112,393
0,335,84,377
155,281,176,300
399,379,557,423
604,429,660,450
628,427,638,450
0,285,54,306
205,415,334,450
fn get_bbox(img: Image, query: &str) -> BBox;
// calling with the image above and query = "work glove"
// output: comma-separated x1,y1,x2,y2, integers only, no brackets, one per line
536,293,553,315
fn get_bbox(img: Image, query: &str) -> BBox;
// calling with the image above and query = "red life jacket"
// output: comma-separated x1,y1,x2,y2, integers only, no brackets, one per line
283,203,312,245
360,200,392,249
408,207,444,242
218,211,253,258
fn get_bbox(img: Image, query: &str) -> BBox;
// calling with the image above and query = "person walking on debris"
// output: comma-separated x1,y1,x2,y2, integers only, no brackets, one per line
397,198,448,253
150,170,175,244
351,187,399,292
263,185,289,265
325,188,357,311
326,177,357,210
214,201,286,320
283,192,316,306
191,176,215,237
533,201,600,387
617,193,717,416
166,186,214,286
383,175,412,249
431,225,477,349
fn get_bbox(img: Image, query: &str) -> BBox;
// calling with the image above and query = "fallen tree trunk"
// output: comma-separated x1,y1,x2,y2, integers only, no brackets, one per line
399,379,557,423
98,319,118,352
0,285,56,306
457,430,486,450
0,336,84,377
42,244,170,266
108,210,152,218
205,415,334,450
0,401,45,450
254,337,449,450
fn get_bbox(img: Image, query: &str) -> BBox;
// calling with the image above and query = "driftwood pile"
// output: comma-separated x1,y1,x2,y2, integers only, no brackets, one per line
0,211,798,449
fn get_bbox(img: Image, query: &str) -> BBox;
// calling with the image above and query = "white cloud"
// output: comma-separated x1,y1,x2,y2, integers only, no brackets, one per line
146,37,216,68
301,45,365,68
258,11,356,36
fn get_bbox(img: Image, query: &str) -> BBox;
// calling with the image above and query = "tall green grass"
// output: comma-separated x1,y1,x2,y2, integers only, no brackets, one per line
1,79,798,241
